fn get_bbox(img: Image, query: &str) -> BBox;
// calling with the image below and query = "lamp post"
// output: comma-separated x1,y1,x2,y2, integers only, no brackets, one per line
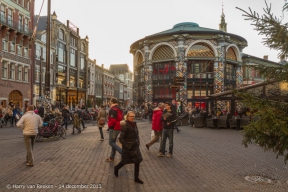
44,0,51,115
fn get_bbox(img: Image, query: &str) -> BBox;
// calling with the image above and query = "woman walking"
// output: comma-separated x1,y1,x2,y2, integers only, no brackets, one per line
61,105,70,130
97,105,106,141
114,111,144,184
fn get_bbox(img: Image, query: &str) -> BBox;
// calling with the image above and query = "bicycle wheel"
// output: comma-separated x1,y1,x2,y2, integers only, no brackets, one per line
57,126,66,139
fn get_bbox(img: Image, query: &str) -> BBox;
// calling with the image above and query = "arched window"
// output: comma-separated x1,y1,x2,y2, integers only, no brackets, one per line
137,53,143,65
152,46,174,60
226,47,237,61
187,43,214,57
81,43,85,52
59,29,64,40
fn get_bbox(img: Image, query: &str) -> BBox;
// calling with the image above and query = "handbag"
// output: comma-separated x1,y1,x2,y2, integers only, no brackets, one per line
99,118,105,125
15,114,19,120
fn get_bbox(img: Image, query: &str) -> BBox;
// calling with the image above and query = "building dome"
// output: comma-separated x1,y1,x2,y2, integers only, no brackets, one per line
173,22,200,28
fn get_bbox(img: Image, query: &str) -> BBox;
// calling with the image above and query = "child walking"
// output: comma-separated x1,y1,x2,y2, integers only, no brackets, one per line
72,113,81,134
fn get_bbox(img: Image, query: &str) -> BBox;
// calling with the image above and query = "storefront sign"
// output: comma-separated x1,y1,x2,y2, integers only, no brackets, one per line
0,81,13,88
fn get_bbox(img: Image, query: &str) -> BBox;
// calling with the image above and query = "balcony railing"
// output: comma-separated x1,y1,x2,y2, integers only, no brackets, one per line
0,14,33,36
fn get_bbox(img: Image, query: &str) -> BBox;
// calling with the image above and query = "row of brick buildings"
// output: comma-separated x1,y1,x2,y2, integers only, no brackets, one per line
0,0,133,110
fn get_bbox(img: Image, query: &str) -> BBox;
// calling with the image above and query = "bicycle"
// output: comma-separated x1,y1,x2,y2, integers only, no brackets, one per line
36,118,66,141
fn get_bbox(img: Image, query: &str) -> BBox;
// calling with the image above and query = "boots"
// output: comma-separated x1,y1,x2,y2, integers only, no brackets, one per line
134,171,144,184
114,162,124,177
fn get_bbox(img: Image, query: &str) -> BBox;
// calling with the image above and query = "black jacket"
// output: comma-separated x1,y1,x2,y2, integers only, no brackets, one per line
62,108,70,118
38,107,44,118
163,110,177,129
119,120,143,164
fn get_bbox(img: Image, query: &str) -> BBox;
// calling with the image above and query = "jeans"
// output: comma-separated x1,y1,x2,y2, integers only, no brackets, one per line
146,130,162,151
81,119,85,128
61,117,68,129
11,116,16,126
160,129,174,154
99,127,104,139
174,123,180,131
24,135,36,164
109,129,122,158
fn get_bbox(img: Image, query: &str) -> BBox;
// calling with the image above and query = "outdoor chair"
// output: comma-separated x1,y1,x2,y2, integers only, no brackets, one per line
206,117,214,128
217,116,229,128
194,117,206,128
229,117,238,129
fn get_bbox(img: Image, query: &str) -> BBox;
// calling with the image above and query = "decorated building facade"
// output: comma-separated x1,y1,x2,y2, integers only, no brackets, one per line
130,19,247,111
130,9,284,112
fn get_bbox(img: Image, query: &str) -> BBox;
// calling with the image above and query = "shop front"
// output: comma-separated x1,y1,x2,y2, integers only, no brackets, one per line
0,79,30,110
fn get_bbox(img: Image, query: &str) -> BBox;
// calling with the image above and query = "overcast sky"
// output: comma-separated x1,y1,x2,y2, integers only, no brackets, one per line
35,0,286,70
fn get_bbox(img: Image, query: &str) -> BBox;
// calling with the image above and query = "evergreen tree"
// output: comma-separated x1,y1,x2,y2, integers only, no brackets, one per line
236,0,288,162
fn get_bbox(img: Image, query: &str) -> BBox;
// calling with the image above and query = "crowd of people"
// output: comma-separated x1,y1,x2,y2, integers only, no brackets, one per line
8,97,217,185
0,103,23,127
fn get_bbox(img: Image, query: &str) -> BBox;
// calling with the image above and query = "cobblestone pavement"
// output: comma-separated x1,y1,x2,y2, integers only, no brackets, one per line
0,120,288,192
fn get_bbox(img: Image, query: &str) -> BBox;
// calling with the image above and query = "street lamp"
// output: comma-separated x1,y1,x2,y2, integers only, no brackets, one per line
44,0,51,115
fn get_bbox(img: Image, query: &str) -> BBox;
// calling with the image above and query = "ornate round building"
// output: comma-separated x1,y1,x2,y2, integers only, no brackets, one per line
130,21,247,111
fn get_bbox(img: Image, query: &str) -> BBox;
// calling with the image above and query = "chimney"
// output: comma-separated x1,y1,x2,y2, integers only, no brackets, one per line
263,55,268,60
101,64,104,68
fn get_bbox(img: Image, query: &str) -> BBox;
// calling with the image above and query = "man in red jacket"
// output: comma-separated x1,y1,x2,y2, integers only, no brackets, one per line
106,97,123,162
145,103,165,151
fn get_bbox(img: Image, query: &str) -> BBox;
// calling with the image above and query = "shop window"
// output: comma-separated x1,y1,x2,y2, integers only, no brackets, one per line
152,62,176,80
187,43,214,57
187,60,213,78
225,64,236,80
